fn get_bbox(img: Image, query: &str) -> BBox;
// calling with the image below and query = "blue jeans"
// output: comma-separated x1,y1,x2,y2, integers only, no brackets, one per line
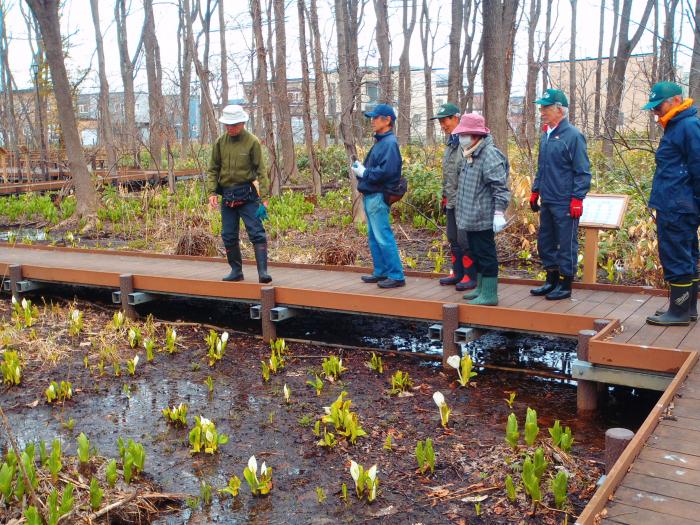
221,199,266,247
363,193,404,280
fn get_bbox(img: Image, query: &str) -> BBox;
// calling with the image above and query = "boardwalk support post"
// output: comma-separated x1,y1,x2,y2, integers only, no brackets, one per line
9,264,22,302
119,274,138,320
577,329,598,416
442,304,459,370
604,427,634,474
261,286,276,343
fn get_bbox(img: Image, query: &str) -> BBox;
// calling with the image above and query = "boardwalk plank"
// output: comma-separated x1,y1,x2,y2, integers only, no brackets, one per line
631,457,700,486
621,471,700,504
638,447,700,472
603,502,699,525
610,485,700,522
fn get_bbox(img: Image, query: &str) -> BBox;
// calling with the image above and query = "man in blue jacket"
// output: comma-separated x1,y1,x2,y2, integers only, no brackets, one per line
643,82,700,326
529,89,591,300
351,104,405,288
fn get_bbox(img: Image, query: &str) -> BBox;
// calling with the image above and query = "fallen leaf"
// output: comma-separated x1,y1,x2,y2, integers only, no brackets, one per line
26,399,39,408
460,494,488,503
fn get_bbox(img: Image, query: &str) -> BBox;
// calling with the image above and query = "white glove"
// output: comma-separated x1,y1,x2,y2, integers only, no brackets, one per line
493,212,507,233
351,161,366,178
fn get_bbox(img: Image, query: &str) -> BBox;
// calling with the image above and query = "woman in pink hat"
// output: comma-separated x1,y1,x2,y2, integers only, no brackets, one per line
452,113,510,306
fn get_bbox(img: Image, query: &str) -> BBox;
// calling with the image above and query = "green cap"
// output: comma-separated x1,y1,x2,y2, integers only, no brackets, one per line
642,81,683,110
534,88,569,107
429,103,461,120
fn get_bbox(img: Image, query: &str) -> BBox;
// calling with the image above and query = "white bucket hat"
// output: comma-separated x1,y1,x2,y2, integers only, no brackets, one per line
219,104,249,125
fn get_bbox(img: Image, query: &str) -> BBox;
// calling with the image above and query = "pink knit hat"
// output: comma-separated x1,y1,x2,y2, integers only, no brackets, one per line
452,112,490,135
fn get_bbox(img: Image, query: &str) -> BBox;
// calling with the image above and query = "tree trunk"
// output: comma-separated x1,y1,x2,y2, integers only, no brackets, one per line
250,0,279,194
460,0,481,111
308,0,328,148
26,0,97,216
397,0,416,145
690,0,700,102
541,0,553,93
374,0,392,103
523,0,541,149
603,0,654,152
115,0,140,167
178,0,193,152
607,0,620,94
298,0,322,195
199,0,218,143
568,0,577,124
659,0,680,82
447,0,463,103
482,0,519,157
218,0,229,108
0,6,19,155
334,0,364,223
143,0,164,169
420,0,435,145
273,0,298,188
90,0,117,176
593,0,605,137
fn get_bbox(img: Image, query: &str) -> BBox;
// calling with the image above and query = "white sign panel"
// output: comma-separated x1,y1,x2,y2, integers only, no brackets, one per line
579,194,629,229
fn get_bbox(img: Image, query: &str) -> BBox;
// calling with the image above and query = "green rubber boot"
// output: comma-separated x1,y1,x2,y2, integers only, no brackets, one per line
463,273,483,300
467,276,499,306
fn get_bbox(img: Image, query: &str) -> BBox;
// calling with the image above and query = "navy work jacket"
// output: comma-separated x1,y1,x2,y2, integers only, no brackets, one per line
649,106,700,215
532,118,592,205
358,130,402,195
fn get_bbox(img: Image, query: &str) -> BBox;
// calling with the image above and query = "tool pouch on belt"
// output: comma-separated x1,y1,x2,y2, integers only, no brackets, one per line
222,183,256,208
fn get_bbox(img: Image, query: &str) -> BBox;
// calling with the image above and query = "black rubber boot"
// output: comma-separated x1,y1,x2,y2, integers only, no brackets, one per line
439,248,464,286
222,243,244,281
655,278,698,321
646,282,692,326
455,253,478,291
546,274,573,301
254,243,272,284
530,269,559,296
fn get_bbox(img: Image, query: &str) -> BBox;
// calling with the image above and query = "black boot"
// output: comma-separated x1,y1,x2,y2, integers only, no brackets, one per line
655,278,698,321
647,282,692,326
439,248,464,286
254,243,272,284
530,269,559,296
222,243,244,281
455,253,478,291
546,275,573,301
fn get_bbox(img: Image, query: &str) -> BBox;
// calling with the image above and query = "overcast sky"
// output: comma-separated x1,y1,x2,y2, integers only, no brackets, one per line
3,0,696,99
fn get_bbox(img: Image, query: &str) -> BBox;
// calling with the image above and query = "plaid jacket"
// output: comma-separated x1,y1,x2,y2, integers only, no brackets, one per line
455,135,511,231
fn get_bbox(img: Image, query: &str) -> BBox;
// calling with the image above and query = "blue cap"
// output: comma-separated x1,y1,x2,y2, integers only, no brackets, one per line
364,103,396,121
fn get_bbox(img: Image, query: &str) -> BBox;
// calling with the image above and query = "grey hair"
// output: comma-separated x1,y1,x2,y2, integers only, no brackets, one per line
554,102,569,118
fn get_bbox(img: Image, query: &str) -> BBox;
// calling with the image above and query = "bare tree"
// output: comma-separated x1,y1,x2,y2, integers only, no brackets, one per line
397,0,416,145
482,0,519,156
593,0,606,137
308,0,328,147
420,0,436,145
298,0,322,195
90,0,117,176
659,0,681,81
607,0,620,93
523,0,541,148
273,0,298,188
690,0,700,101
603,0,654,151
0,3,19,154
26,0,97,216
198,0,217,143
115,0,140,167
568,0,577,124
143,0,164,169
334,0,364,222
447,0,463,103
178,0,194,152
218,0,229,107
460,0,482,111
541,0,553,93
250,0,280,192
374,0,392,103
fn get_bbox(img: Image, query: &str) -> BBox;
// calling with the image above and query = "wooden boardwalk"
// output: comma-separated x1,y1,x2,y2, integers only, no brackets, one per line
0,244,699,524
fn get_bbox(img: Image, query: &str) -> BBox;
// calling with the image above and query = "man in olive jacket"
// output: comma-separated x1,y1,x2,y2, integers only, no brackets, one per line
207,104,271,283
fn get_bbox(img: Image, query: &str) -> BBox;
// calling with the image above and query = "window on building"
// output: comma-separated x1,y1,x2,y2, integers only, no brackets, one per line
366,81,378,104
78,104,87,114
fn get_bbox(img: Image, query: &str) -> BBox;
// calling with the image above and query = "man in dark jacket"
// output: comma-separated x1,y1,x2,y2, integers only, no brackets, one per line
430,103,477,291
207,104,271,283
352,104,405,288
529,89,591,300
643,82,700,326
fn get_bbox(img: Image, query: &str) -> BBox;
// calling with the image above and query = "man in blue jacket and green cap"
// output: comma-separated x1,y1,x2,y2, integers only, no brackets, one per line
529,88,591,301
643,81,700,326
352,103,405,288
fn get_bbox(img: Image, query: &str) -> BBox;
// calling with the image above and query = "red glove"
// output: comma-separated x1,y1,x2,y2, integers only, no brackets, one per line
441,196,447,213
529,192,540,212
570,198,583,219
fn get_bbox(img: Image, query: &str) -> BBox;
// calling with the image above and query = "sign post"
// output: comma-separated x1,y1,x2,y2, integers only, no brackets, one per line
578,194,629,284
